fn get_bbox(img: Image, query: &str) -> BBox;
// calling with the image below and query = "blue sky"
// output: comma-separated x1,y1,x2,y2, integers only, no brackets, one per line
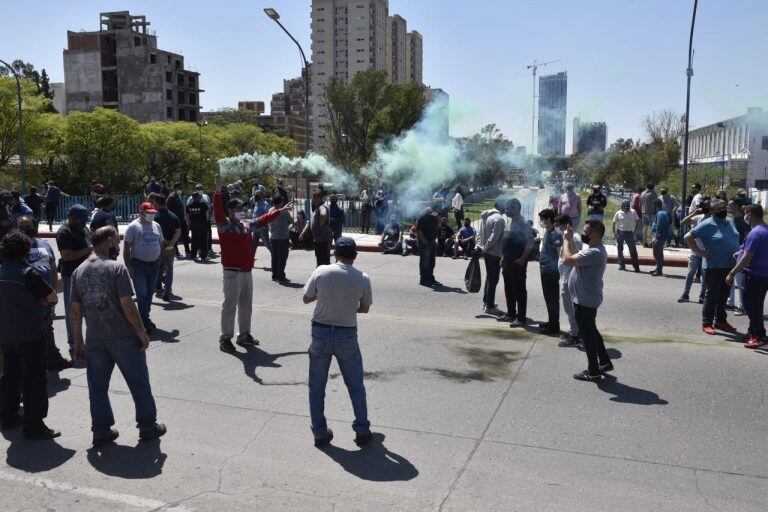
3,0,767,152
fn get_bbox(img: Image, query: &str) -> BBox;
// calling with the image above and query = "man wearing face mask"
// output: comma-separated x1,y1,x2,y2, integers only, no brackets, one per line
89,196,118,233
685,199,740,336
18,215,72,371
612,201,640,272
537,209,562,335
56,204,93,356
562,220,611,381
501,198,534,327
123,202,166,333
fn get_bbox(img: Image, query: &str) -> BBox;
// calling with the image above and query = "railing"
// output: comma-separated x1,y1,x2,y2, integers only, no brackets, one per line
56,195,148,223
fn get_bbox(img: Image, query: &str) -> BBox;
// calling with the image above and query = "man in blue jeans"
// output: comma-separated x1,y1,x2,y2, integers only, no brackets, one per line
71,226,166,447
303,237,373,448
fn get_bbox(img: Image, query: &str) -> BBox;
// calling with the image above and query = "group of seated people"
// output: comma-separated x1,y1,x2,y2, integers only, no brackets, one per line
380,215,478,258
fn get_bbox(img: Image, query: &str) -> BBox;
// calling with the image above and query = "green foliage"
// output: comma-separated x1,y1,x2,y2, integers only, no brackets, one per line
323,70,426,171
0,76,53,168
203,108,261,126
459,124,514,188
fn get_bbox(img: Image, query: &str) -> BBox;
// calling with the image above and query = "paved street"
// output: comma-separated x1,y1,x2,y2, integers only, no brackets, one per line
1,240,766,511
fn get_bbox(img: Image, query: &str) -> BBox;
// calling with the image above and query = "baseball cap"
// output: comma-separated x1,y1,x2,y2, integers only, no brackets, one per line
140,202,158,214
68,204,89,222
334,236,357,257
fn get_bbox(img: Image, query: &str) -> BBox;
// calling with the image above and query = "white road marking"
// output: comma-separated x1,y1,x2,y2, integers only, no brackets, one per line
0,470,193,511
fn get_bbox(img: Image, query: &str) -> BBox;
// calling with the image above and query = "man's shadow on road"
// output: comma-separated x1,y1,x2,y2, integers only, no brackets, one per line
319,433,418,482
87,438,166,479
597,374,668,405
226,346,305,384
2,430,76,473
431,283,468,294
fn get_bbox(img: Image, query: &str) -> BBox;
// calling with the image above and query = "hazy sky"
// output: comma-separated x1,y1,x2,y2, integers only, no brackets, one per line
3,0,767,152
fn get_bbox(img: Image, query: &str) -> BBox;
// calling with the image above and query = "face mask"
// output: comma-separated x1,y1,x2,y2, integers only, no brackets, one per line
108,247,120,260
144,214,155,223
176,189,182,195
235,211,246,221
539,221,546,229
714,210,727,219
555,227,563,236
581,233,591,244
20,227,36,238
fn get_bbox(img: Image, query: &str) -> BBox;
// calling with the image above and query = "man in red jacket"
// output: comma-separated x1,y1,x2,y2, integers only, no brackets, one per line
213,176,292,353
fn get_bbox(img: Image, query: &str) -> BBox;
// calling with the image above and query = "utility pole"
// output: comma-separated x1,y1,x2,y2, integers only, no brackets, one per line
680,0,698,245
526,59,560,178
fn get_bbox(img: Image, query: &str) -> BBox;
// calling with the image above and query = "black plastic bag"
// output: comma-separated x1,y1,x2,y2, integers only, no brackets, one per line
465,256,482,293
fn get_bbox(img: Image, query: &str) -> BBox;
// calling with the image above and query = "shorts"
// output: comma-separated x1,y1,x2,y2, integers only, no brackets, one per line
642,213,655,226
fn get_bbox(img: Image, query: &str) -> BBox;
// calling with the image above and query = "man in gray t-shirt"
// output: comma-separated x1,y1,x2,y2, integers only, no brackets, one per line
561,219,612,382
302,237,373,448
639,183,659,246
268,196,294,282
70,226,166,446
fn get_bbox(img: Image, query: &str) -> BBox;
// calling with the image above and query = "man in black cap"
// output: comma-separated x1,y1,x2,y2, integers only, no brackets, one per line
302,236,373,448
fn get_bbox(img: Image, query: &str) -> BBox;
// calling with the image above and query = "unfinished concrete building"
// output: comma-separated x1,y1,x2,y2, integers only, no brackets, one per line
63,11,202,123
270,72,312,154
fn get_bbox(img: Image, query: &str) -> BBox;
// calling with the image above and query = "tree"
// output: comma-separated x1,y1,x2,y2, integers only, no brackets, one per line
643,109,684,145
0,77,52,169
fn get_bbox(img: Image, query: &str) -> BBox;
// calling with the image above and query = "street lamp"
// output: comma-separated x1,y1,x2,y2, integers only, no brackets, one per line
717,121,727,189
0,58,26,193
196,120,208,180
264,7,312,214
680,0,698,244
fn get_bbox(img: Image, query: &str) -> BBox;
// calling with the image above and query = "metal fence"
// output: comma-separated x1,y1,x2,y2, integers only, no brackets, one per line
56,195,146,223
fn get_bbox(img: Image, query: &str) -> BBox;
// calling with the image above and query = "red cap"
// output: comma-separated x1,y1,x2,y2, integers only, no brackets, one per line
140,202,158,214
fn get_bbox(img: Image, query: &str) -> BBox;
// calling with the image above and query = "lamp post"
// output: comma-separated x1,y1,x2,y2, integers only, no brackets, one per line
196,120,207,180
0,58,26,193
680,0,698,244
717,121,727,190
264,7,312,214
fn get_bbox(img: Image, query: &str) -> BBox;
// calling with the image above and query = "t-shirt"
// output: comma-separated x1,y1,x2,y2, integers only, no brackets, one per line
558,235,583,284
690,217,739,270
613,209,638,232
437,224,454,241
303,262,373,328
661,194,677,214
156,209,180,242
568,244,608,308
458,226,476,241
167,194,185,220
187,201,209,226
639,190,658,214
27,239,56,286
268,208,293,240
71,256,136,342
586,193,607,215
44,186,61,204
124,219,164,263
90,209,118,232
24,193,43,214
559,192,581,217
311,205,333,242
383,224,401,243
416,213,439,242
539,229,562,275
501,215,531,262
742,223,768,277
56,222,92,277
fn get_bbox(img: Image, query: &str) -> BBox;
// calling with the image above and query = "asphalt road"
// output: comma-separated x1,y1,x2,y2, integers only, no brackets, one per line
0,240,766,511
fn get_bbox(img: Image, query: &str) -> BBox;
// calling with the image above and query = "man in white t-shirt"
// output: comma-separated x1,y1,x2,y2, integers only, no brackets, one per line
555,213,584,347
123,202,166,333
612,200,640,272
302,237,373,448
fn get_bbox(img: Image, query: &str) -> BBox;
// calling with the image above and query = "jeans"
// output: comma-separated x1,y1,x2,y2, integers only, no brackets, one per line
417,241,436,283
574,304,609,375
0,338,48,429
308,324,370,438
361,208,372,234
502,259,527,322
683,255,707,298
63,275,74,346
587,213,604,222
727,271,744,310
314,240,331,267
743,272,768,338
156,252,175,298
437,238,455,257
652,238,665,273
483,254,501,308
252,228,271,252
86,335,157,436
541,272,560,327
131,259,161,325
616,230,639,270
458,239,475,257
270,238,290,280
702,267,731,325
561,278,578,336
190,224,208,259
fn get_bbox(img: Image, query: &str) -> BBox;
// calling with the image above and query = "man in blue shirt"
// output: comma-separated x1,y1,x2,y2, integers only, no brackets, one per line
251,191,272,257
686,199,740,335
44,181,68,232
650,198,672,276
501,198,534,327
538,209,562,335
457,218,476,259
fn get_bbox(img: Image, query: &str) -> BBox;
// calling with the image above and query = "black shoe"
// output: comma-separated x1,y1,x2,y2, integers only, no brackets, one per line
633,268,641,273
573,370,602,382
541,325,560,336
144,320,156,334
649,271,662,276
558,335,581,347
0,413,24,430
236,334,259,347
598,362,614,373
538,322,550,330
354,432,373,447
23,425,61,440
314,428,334,448
431,280,442,287
47,357,73,372
419,280,432,287
677,294,689,303
698,298,705,304
139,423,167,441
219,338,236,353
92,428,120,447
509,320,526,328
161,295,171,302
618,266,626,271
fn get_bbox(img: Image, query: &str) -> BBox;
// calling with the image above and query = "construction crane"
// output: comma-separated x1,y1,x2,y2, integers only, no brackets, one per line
526,59,561,174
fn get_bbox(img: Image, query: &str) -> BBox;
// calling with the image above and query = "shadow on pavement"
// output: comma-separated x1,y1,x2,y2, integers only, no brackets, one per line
86,438,166,479
47,373,71,398
3,432,76,472
431,283,467,294
597,375,668,405
278,281,304,289
149,328,181,343
320,433,418,482
157,301,195,312
226,346,305,384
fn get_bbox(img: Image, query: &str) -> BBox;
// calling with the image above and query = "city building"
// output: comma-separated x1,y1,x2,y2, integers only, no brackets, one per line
572,117,607,154
238,101,265,114
685,107,768,190
63,11,202,123
537,71,567,156
386,15,407,84
405,31,423,85
270,73,312,154
50,82,66,114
